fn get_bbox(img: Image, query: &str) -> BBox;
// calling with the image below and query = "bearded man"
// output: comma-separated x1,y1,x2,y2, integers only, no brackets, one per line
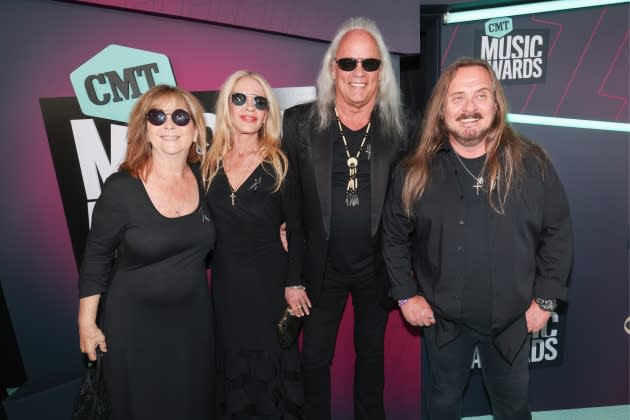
383,57,573,420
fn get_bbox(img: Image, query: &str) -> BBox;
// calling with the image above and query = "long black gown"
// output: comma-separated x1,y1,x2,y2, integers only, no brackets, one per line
206,163,303,419
79,168,215,420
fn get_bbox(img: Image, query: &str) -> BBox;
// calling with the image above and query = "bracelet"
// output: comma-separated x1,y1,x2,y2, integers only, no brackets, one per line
287,285,305,290
398,299,410,307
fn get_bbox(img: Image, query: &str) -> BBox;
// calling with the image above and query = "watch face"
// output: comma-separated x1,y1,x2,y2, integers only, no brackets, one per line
536,298,557,311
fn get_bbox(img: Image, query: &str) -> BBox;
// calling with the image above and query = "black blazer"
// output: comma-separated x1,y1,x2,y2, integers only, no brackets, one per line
282,102,417,305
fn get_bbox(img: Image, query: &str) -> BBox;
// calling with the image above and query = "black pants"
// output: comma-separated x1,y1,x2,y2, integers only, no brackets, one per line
301,268,389,420
424,324,531,420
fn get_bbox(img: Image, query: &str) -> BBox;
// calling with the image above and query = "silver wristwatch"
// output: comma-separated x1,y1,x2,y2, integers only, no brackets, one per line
535,298,557,312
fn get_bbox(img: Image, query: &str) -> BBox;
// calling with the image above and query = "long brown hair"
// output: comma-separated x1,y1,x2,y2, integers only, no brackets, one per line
119,84,208,179
401,57,546,216
201,70,287,192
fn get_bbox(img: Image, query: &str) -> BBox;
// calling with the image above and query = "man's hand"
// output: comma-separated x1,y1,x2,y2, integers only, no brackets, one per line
525,299,552,333
400,295,436,327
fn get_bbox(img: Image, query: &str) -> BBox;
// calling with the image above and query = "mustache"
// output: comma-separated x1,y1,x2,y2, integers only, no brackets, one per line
456,112,483,121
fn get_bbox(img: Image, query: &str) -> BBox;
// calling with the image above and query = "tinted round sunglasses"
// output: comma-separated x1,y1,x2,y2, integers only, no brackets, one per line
334,57,382,72
146,109,192,126
230,92,269,110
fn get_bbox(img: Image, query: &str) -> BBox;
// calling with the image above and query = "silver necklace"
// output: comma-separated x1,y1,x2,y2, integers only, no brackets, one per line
454,152,486,196
334,106,371,207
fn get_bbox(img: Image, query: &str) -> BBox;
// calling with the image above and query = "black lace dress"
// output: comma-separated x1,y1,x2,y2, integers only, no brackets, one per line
206,163,303,419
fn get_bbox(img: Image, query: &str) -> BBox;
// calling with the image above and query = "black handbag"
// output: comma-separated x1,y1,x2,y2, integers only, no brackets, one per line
277,307,302,349
71,347,111,420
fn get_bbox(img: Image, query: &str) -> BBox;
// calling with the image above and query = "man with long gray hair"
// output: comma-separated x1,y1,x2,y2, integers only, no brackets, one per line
282,16,417,420
383,57,573,419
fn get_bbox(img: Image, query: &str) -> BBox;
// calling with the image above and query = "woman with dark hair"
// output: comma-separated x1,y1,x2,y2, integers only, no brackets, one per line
78,85,215,420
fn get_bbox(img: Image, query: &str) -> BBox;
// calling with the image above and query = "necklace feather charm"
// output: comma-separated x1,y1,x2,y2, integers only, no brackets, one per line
335,107,371,207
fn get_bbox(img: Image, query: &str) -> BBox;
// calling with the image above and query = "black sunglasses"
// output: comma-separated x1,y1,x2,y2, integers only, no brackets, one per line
146,109,192,127
230,92,269,111
334,57,382,72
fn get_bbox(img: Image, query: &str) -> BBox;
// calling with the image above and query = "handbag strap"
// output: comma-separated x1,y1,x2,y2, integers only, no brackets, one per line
93,346,104,383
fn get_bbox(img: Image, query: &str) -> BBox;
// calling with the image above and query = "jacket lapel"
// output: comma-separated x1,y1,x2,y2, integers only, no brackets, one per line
370,120,391,236
310,124,333,236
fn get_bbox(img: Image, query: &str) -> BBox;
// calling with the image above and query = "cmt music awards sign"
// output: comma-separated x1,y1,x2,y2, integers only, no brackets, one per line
474,17,549,84
39,44,315,267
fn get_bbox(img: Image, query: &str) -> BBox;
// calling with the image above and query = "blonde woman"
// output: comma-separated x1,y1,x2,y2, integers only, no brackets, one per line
201,70,307,418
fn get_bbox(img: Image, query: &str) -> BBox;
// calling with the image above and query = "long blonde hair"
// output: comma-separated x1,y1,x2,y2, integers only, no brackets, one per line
119,84,208,180
201,70,287,192
401,57,547,216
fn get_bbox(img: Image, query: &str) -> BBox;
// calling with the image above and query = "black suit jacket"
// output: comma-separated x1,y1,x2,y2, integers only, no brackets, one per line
282,102,417,305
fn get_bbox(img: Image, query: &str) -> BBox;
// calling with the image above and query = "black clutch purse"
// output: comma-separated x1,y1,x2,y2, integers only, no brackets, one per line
72,347,111,420
277,307,302,349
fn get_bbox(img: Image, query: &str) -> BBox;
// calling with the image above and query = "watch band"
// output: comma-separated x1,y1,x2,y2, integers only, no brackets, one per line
535,298,557,312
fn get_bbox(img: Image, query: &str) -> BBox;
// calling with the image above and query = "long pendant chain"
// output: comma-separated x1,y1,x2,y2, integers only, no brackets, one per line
334,106,371,207
454,152,486,196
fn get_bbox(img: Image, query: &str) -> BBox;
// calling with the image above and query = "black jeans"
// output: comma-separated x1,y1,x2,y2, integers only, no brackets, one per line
423,324,531,420
301,267,388,420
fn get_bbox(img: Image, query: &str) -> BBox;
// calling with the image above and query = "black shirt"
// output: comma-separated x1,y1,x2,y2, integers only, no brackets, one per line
382,143,573,361
329,122,373,275
452,153,492,335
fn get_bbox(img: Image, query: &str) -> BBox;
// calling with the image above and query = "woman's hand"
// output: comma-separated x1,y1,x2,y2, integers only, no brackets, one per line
78,295,107,361
79,323,107,361
285,286,311,317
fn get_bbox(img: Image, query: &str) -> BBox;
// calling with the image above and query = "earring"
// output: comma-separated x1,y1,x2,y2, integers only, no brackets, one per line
195,143,203,156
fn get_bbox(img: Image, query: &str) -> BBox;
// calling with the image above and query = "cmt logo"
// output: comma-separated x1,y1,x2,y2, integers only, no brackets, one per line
70,45,176,123
485,17,513,38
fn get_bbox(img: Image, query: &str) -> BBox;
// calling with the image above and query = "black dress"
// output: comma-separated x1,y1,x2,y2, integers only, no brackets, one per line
79,168,216,420
206,164,303,419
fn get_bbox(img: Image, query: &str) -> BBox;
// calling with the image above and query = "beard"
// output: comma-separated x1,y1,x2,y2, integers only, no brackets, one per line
446,112,494,147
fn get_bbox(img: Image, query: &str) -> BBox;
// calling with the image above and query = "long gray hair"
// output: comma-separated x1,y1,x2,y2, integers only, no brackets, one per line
315,16,404,137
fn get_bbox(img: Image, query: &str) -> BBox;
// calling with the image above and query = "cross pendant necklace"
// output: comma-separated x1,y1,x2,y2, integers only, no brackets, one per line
453,151,486,196
225,147,259,206
472,177,484,196
334,106,371,207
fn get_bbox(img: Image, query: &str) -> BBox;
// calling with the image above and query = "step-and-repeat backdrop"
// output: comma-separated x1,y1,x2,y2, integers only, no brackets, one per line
1,1,420,419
